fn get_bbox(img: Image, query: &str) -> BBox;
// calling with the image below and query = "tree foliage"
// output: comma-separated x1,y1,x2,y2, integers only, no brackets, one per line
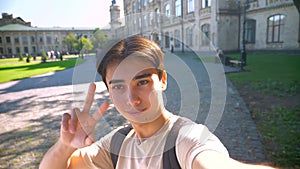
91,28,108,49
62,33,77,52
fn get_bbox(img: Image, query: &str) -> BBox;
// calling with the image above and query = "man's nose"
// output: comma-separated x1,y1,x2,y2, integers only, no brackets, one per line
127,89,141,106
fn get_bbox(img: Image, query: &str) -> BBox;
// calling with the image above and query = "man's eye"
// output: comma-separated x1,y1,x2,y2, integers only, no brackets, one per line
112,85,124,90
137,80,149,86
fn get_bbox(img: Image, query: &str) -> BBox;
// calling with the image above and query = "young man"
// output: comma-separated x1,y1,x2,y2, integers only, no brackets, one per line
40,36,273,169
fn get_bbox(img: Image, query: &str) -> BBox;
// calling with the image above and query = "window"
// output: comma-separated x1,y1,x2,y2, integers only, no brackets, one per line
188,0,194,13
46,36,52,44
165,32,170,48
24,47,29,53
165,4,170,18
186,27,193,46
175,0,182,17
175,29,181,47
31,36,35,43
32,46,36,53
7,47,12,54
0,37,2,43
267,14,285,43
245,19,256,43
14,36,19,44
149,13,153,26
16,47,20,54
155,8,160,23
0,47,3,54
138,0,141,10
132,2,136,13
143,0,147,6
143,15,147,27
201,24,210,46
22,36,28,43
202,0,211,8
39,36,43,43
6,36,11,43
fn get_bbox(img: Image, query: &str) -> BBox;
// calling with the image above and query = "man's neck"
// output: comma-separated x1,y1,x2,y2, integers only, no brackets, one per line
131,110,171,141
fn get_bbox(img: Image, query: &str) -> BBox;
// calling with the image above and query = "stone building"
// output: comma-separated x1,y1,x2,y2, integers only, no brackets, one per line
1,0,299,57
0,13,94,57
112,0,299,52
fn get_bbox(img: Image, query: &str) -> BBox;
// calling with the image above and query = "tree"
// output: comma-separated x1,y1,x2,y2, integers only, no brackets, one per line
82,38,94,52
91,28,108,49
75,37,93,58
62,33,77,53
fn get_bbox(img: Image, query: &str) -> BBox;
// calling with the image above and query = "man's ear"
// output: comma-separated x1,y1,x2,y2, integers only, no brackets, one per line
161,70,167,91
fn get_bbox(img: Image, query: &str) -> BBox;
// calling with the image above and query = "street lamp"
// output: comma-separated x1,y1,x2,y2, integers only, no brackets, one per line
240,0,248,70
181,0,184,53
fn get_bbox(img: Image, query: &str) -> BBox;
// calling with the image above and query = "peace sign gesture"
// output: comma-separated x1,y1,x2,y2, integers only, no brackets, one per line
60,83,109,148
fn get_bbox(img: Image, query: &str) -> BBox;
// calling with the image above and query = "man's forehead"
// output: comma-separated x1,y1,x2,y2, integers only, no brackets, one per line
111,67,157,80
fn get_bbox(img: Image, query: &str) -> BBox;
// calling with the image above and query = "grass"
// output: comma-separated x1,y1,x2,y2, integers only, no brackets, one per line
252,107,300,168
0,55,85,83
226,53,300,168
227,54,300,83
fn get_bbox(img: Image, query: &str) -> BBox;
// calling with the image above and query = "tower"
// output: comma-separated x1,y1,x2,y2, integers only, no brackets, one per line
110,0,121,31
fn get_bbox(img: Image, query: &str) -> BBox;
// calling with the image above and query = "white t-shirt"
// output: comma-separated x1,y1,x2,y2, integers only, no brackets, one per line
76,114,228,169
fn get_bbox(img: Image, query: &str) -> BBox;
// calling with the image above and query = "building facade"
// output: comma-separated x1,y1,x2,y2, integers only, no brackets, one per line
112,0,299,52
0,13,95,57
1,0,299,57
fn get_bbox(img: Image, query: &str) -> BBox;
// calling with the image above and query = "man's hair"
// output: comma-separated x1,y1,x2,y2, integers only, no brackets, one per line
97,36,164,87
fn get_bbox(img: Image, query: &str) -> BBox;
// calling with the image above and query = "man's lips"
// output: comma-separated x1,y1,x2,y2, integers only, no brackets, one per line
126,108,147,115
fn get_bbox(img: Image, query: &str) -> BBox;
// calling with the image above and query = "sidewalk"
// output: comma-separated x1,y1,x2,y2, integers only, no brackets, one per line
0,54,268,168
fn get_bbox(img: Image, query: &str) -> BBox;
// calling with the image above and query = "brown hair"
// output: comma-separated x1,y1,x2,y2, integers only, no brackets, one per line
97,36,164,87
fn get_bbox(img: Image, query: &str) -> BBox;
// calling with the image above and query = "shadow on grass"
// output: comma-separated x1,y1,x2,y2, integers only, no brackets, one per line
0,114,61,168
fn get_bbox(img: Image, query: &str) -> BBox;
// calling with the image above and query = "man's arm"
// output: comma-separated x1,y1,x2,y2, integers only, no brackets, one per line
39,138,76,169
192,150,275,169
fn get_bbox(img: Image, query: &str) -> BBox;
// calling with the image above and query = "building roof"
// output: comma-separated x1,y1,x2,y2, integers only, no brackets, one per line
0,24,96,31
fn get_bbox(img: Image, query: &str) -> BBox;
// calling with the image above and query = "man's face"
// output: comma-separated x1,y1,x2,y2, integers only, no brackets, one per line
105,55,167,124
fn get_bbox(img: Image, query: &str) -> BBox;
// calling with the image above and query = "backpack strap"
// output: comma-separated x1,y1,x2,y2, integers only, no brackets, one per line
163,117,191,169
110,124,132,169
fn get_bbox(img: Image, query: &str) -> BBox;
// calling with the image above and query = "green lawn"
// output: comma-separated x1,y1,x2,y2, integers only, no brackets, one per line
227,54,300,83
0,55,84,83
226,53,300,168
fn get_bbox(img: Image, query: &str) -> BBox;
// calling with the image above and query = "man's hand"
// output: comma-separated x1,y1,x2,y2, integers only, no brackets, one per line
60,83,109,148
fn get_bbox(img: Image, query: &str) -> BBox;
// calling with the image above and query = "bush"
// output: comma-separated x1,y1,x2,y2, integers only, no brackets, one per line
41,52,47,63
18,54,24,61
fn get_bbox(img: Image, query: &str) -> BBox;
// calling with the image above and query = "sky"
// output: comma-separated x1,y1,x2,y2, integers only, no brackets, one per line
0,0,124,28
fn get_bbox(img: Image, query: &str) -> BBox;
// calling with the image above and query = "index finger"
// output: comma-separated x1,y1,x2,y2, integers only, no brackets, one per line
82,83,96,114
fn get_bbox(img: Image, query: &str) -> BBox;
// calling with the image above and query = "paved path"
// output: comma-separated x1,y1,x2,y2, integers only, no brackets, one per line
0,54,268,168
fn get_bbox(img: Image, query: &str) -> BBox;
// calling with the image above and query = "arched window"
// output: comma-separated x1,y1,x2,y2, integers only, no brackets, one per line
267,14,285,43
175,29,181,47
186,27,193,46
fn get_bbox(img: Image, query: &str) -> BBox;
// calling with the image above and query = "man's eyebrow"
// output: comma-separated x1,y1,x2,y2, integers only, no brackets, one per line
109,79,124,84
133,73,152,80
